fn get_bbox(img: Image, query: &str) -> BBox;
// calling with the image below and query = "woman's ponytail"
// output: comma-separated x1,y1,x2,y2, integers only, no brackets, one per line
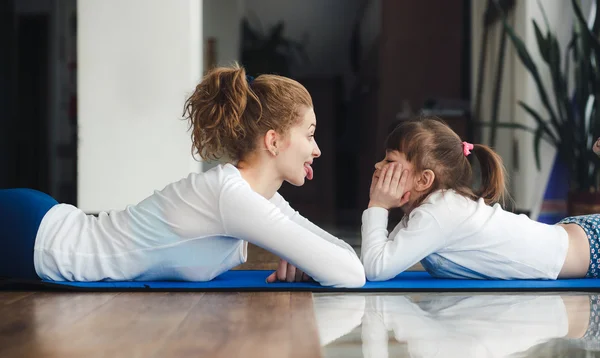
182,63,261,161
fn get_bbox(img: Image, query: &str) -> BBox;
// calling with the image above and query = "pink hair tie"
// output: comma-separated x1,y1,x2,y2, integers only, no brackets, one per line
462,141,474,156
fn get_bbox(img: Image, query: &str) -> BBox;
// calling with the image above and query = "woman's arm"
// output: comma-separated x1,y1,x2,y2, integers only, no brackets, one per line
219,179,365,288
270,192,356,254
361,207,445,281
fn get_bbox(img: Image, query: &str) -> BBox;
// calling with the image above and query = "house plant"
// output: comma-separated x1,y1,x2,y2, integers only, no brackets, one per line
493,0,600,215
240,17,309,77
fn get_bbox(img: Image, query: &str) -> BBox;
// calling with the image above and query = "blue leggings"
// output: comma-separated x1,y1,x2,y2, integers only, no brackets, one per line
0,189,58,280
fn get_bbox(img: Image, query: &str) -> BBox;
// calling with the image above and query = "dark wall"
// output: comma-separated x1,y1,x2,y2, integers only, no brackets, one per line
0,2,51,193
0,0,16,188
354,0,469,215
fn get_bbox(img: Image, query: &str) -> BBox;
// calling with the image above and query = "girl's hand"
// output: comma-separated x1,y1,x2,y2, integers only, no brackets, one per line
266,259,313,283
593,137,600,156
368,163,411,210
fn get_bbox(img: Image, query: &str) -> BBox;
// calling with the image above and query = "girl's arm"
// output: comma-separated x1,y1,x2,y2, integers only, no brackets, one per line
219,179,365,288
361,207,446,281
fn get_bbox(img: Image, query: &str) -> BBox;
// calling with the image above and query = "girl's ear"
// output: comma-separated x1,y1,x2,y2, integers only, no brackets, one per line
415,169,435,192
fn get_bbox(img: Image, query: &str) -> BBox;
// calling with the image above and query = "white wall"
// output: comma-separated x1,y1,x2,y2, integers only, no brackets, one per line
471,0,587,217
77,0,203,212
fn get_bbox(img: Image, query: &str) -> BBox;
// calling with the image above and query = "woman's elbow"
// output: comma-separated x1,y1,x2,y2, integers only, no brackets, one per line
348,267,366,288
337,261,366,288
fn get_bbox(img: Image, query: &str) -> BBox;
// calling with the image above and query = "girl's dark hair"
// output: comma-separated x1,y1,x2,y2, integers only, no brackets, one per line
182,63,312,161
385,116,507,206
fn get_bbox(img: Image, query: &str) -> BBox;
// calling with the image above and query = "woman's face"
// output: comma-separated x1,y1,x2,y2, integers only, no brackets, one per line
275,106,321,186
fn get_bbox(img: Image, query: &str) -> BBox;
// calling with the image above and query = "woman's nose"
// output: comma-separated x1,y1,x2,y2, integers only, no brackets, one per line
313,141,321,158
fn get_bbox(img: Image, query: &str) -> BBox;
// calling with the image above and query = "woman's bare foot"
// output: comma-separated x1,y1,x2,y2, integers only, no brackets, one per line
593,137,600,156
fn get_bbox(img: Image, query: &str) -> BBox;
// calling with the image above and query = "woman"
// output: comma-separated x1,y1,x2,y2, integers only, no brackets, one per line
0,64,365,288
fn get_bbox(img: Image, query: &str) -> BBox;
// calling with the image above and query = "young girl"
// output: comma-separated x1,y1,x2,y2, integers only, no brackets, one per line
0,64,365,288
361,116,593,281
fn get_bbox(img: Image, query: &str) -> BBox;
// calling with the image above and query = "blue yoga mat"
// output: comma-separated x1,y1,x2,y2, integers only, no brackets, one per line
3,270,600,292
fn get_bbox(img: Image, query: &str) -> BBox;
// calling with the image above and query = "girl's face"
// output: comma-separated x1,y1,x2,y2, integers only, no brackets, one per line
374,150,417,209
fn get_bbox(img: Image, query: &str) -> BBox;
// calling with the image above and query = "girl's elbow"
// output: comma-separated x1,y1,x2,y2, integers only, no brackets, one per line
365,269,385,282
363,262,392,282
361,251,395,281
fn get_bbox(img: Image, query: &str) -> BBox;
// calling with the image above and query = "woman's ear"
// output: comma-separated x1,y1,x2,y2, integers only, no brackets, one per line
263,129,280,156
415,169,435,192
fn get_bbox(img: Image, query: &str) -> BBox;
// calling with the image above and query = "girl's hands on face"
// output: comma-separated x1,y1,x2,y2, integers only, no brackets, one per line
368,162,411,210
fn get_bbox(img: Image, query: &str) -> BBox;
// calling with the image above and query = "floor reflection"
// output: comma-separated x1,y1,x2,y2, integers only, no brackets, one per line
314,293,600,357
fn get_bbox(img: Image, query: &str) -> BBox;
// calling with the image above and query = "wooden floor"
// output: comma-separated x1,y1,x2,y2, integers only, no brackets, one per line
0,244,322,358
0,291,321,358
0,243,425,357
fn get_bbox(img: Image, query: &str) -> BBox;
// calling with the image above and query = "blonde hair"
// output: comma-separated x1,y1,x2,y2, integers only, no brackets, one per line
182,63,312,161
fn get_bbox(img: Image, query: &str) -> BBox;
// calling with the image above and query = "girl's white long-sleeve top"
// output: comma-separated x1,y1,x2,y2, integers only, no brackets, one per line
361,189,569,281
34,163,365,287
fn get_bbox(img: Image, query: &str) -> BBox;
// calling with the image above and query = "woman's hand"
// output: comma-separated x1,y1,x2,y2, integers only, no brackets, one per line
368,163,411,210
266,259,313,283
593,137,600,157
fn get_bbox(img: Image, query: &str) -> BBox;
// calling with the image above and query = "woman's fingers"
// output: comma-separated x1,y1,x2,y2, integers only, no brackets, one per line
266,259,309,283
295,268,304,282
286,263,297,282
277,259,288,281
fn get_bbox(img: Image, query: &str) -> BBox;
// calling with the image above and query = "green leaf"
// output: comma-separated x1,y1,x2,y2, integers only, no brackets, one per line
533,126,545,170
517,101,558,144
473,121,555,145
546,33,570,128
500,12,561,136
474,121,536,133
533,20,549,62
592,0,600,37
537,0,551,31
573,0,600,61
564,31,578,90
